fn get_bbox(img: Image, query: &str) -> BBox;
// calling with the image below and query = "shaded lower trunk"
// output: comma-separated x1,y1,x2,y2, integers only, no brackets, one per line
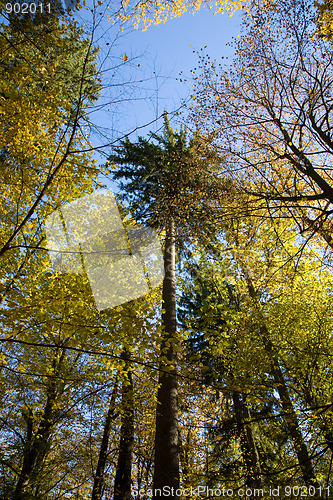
153,217,179,499
91,378,118,500
113,353,134,500
12,378,58,500
232,391,264,488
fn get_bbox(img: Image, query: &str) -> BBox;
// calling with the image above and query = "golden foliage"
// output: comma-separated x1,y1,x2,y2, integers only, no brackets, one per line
118,0,247,30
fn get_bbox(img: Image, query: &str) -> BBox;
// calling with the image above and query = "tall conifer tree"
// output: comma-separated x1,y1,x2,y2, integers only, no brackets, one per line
108,113,223,498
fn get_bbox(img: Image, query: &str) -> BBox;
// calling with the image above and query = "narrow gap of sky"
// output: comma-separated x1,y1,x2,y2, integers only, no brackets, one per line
89,6,242,151
119,7,242,132
82,5,243,191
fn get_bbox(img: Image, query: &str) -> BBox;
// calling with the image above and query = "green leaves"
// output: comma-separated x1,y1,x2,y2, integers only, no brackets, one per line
109,112,224,236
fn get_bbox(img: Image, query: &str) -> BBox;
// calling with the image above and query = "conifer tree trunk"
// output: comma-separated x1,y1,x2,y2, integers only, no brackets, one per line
113,352,134,500
91,379,118,500
153,217,180,499
232,391,263,488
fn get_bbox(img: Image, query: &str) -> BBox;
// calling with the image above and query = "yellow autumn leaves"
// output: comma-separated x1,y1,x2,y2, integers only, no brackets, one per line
115,0,247,30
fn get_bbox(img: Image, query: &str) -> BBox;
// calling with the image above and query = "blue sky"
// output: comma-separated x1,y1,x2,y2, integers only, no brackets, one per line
119,7,242,128
84,5,243,156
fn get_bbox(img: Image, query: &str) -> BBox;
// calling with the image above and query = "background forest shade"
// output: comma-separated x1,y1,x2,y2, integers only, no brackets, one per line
1,0,333,499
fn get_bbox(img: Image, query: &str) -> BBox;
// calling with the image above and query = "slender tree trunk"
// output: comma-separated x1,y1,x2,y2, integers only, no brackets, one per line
153,217,180,499
300,383,333,454
267,348,318,486
291,217,333,455
12,379,57,500
246,278,318,488
179,429,191,486
113,352,134,500
91,378,118,500
232,391,264,488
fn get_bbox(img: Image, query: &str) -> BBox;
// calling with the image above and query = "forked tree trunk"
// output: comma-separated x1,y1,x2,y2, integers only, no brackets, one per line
153,217,180,499
91,378,118,500
232,391,264,488
113,353,134,500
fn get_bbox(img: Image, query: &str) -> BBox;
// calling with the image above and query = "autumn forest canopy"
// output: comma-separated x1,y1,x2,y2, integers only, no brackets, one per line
1,0,333,499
